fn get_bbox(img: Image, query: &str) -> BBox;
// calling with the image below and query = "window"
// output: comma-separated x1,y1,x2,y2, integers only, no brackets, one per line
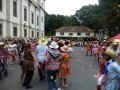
37,32,39,38
69,32,73,35
13,1,17,17
0,0,2,11
32,31,34,37
24,29,27,37
41,33,43,37
41,17,43,23
0,24,2,35
37,16,39,26
60,32,64,35
24,8,27,21
31,12,34,24
42,3,43,6
86,32,90,36
13,27,17,36
77,32,81,36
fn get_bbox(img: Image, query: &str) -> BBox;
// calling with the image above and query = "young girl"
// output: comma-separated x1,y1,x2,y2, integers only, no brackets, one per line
96,52,106,90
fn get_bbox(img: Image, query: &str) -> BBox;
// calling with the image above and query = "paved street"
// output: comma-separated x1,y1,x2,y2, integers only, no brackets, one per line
0,47,102,90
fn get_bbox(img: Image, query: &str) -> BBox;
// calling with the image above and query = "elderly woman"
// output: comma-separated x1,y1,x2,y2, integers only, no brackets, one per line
22,43,39,89
45,41,61,90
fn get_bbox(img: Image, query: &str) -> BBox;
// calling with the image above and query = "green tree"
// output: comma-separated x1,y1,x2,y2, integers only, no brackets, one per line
45,14,79,36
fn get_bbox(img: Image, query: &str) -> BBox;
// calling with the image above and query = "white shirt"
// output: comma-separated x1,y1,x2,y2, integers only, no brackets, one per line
35,45,48,62
8,44,17,52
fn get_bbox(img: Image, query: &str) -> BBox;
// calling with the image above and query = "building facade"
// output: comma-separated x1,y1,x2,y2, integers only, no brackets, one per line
0,0,45,39
55,26,96,41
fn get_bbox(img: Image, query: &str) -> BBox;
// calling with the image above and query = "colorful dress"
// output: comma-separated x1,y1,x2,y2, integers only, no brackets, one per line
92,44,99,55
85,43,91,51
58,52,70,78
96,56,105,88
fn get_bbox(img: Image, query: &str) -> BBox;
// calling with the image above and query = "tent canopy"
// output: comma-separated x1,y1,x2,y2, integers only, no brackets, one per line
109,34,120,42
113,34,120,39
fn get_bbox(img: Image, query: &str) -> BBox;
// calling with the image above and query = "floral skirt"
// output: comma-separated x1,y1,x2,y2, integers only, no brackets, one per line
58,62,70,78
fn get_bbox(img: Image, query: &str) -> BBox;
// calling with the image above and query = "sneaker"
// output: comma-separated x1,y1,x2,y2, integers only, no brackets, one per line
58,88,64,90
63,84,68,87
10,63,14,65
58,88,61,90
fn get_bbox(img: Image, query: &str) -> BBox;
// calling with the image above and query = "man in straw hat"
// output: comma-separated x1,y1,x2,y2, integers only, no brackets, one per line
0,42,10,79
102,47,120,90
45,41,61,90
35,38,48,80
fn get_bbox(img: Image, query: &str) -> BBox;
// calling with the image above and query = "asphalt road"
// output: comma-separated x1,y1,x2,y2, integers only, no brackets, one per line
0,47,103,90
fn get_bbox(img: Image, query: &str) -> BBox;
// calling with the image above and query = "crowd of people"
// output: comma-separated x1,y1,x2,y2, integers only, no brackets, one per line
0,37,73,90
0,37,120,90
84,40,120,90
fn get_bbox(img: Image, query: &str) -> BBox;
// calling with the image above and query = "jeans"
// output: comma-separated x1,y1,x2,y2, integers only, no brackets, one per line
0,61,8,78
47,70,58,90
38,62,45,80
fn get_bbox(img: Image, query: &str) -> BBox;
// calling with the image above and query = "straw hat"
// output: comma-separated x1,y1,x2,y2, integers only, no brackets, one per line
49,41,59,49
112,41,118,45
0,42,4,46
68,44,71,47
105,47,118,59
38,38,48,45
62,45,68,51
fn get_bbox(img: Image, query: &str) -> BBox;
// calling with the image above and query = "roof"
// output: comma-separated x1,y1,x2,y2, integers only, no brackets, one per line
55,26,95,32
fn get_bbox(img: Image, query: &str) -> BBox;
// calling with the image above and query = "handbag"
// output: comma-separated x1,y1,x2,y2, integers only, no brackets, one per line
97,74,106,85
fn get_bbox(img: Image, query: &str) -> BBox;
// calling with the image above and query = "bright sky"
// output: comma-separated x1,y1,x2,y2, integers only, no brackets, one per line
45,0,98,16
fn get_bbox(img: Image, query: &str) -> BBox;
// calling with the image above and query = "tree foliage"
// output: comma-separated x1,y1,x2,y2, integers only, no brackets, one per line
45,0,120,36
75,0,120,36
45,14,79,36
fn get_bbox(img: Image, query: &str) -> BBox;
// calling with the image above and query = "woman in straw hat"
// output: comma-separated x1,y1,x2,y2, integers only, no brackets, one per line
102,47,120,90
45,41,61,90
0,42,10,79
58,45,70,90
35,38,48,80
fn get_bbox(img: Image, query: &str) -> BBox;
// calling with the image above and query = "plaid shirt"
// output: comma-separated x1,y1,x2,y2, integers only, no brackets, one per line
105,61,120,90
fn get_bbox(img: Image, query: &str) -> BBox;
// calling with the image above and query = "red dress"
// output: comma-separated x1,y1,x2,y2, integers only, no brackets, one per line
85,43,91,51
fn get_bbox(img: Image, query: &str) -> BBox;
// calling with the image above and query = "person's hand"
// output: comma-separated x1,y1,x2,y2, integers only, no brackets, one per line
36,62,40,68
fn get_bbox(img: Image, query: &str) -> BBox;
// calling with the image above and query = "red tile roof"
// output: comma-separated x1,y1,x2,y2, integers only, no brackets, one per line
55,26,95,32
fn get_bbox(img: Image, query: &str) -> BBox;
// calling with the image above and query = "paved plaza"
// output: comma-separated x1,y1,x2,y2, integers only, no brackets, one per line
0,47,103,90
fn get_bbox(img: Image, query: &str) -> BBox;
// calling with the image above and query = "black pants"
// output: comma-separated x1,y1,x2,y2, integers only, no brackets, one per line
23,70,34,87
0,62,8,79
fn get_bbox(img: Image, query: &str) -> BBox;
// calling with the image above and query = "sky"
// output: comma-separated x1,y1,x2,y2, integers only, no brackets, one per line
45,0,98,16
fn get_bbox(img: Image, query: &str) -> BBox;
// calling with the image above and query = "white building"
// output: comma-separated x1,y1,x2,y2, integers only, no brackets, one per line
55,26,96,41
0,0,45,39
